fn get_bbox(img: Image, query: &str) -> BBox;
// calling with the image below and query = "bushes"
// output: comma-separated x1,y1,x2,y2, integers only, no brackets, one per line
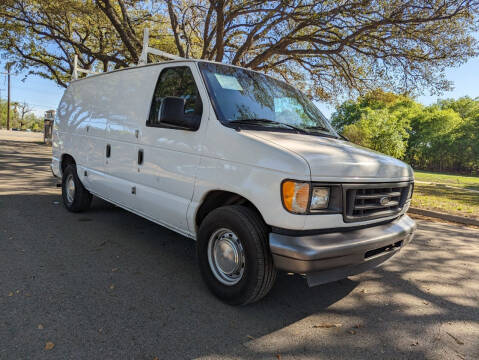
331,91,479,174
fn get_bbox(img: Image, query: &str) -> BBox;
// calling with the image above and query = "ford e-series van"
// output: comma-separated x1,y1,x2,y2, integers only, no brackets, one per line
51,58,416,305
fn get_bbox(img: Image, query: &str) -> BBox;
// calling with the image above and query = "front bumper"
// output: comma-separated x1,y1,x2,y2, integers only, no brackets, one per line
269,215,416,286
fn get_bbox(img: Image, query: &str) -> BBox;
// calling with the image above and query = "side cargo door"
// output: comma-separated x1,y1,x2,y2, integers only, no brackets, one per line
94,68,154,208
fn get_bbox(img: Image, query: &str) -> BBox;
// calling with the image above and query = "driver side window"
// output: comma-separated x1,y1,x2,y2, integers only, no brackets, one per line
147,66,203,128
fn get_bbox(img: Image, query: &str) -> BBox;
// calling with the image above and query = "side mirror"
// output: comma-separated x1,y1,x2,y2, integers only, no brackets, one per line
159,96,199,130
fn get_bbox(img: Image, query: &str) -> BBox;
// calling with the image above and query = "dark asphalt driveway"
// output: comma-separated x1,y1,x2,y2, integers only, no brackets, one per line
1,133,478,359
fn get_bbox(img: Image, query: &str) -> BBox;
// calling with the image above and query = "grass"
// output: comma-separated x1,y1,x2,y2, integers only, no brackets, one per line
411,171,479,219
414,170,479,191
411,183,479,220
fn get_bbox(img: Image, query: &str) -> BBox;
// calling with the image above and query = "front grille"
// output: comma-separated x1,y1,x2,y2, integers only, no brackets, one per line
343,182,411,222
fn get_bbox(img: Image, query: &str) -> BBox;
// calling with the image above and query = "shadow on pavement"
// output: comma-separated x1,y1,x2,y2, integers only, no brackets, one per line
0,139,57,194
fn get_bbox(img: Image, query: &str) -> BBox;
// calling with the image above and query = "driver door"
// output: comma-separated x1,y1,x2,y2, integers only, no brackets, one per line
135,64,209,235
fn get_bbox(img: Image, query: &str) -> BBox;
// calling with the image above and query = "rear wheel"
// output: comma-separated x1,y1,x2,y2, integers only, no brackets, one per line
62,164,92,212
197,205,276,305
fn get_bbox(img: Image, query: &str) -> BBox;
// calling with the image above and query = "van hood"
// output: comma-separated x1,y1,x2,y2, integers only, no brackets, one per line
246,131,413,182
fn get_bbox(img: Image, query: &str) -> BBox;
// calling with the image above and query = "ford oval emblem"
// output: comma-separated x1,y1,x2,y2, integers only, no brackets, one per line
379,196,390,206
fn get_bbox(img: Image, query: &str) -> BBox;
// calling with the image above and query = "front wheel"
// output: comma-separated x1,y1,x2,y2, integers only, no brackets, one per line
197,205,277,305
62,164,92,212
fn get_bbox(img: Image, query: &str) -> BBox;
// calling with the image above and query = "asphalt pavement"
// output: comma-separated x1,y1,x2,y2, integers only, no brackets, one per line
1,131,478,359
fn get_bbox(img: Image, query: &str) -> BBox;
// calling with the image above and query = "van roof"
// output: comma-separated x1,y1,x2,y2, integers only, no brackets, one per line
70,58,257,83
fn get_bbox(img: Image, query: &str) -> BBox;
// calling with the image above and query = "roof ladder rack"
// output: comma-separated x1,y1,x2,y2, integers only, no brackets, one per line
138,28,184,65
72,55,100,80
71,28,183,80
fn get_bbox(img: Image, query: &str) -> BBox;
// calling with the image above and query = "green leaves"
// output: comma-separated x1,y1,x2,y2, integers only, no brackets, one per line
341,107,410,159
332,92,479,174
0,0,175,86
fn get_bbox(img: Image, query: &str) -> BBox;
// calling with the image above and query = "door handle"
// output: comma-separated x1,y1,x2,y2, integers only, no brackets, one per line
138,149,144,165
106,144,111,158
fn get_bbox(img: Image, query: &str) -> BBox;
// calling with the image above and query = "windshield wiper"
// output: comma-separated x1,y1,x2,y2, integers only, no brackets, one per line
303,125,330,132
228,119,308,134
303,125,342,139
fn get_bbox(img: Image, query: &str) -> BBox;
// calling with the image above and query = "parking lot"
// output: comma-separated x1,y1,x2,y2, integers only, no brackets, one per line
1,131,478,359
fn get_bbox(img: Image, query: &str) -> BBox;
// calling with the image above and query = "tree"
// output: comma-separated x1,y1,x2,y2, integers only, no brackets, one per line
0,0,478,99
407,106,463,171
437,96,479,119
332,89,417,131
332,91,479,174
17,101,33,129
0,0,175,86
332,89,420,159
23,112,43,131
0,99,8,128
434,97,479,173
339,105,412,159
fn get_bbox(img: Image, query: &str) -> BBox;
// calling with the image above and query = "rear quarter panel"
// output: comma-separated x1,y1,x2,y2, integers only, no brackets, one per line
54,79,98,174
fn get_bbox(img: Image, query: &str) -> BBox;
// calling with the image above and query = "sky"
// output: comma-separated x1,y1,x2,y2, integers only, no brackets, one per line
1,55,479,119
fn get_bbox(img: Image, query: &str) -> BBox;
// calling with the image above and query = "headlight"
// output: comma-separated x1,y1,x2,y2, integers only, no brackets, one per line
407,182,414,199
282,181,310,214
310,187,330,210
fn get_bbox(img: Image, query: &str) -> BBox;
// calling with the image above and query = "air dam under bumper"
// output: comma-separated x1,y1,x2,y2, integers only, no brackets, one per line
269,215,416,287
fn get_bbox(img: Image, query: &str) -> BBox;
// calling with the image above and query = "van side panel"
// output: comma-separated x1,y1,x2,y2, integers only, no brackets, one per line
58,64,207,236
55,80,95,174
64,77,107,197
52,88,71,173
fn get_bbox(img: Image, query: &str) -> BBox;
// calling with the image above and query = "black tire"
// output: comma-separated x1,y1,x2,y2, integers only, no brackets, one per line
197,205,277,305
61,164,92,212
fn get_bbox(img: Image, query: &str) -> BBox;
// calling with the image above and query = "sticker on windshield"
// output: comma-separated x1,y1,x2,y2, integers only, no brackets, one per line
214,74,243,91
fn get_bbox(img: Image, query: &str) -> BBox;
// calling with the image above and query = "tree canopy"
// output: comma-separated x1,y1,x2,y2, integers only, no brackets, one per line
0,0,176,86
331,91,479,174
1,0,478,99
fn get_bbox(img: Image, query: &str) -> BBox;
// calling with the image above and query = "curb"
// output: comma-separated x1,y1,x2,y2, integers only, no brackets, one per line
408,207,479,226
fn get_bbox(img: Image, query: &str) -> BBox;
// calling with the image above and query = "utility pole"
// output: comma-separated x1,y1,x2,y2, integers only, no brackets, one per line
1,63,14,130
7,63,11,130
0,88,2,128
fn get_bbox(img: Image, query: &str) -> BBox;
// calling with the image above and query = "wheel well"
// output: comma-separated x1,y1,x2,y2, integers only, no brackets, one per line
195,191,266,231
61,154,76,173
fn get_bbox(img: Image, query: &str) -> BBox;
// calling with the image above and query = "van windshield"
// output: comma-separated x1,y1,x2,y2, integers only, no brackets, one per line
198,62,337,137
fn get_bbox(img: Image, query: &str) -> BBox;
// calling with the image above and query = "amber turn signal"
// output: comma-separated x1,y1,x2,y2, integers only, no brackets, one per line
282,181,310,214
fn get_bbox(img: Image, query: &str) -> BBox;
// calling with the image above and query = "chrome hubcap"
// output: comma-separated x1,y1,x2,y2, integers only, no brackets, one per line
66,174,75,204
207,228,245,286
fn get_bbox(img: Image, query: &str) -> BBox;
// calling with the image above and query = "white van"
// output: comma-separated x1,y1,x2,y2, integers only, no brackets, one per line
51,58,416,305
